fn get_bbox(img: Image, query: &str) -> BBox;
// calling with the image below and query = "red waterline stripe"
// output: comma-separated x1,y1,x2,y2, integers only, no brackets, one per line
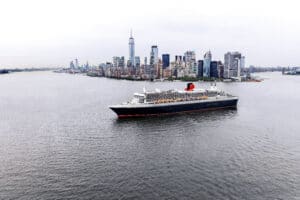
117,105,237,118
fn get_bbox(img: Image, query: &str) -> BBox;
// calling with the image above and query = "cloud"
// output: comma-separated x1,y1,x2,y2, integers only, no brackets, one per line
0,0,300,67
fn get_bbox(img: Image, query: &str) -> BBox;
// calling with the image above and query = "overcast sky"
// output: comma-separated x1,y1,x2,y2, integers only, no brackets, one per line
0,0,300,68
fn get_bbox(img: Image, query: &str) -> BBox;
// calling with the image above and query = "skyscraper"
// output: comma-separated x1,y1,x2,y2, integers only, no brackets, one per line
113,56,120,67
70,61,75,69
210,61,218,78
119,56,125,68
203,51,212,77
240,56,245,76
150,45,158,65
175,55,182,63
75,58,79,69
162,54,170,69
135,56,140,68
197,60,204,78
184,51,196,63
224,52,243,78
128,30,135,67
218,61,224,78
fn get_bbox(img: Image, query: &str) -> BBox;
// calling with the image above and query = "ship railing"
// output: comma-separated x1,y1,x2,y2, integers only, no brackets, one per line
145,91,208,102
150,96,209,104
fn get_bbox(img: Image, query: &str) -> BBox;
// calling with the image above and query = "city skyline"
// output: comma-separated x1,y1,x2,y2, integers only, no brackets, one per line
1,0,300,68
66,30,246,81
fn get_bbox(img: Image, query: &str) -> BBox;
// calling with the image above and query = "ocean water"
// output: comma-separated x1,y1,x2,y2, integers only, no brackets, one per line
0,71,299,199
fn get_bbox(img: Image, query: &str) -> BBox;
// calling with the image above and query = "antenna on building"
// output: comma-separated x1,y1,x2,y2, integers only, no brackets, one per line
130,29,133,38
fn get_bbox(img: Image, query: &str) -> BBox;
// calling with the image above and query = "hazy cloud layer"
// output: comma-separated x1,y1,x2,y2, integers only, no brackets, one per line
0,0,300,68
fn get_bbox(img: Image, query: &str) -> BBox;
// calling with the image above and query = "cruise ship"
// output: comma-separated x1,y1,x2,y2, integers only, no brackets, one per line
109,83,238,118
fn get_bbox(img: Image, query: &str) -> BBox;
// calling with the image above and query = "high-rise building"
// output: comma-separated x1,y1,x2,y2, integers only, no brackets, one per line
144,57,147,65
119,56,125,68
128,30,135,67
218,61,224,78
135,56,140,68
75,58,79,68
112,56,125,69
224,52,243,78
210,61,218,78
197,60,204,78
144,64,151,75
162,54,170,69
113,56,120,67
175,55,182,63
150,45,158,65
70,61,75,69
203,51,212,77
184,51,196,63
85,61,90,70
240,56,245,76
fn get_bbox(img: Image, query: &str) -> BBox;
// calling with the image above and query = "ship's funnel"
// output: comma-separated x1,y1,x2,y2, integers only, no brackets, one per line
185,83,195,91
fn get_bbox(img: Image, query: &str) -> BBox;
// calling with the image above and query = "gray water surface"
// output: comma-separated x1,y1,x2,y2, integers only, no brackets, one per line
0,72,299,199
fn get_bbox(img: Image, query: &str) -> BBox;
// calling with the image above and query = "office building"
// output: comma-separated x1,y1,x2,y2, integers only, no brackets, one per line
162,54,170,69
75,58,79,68
218,61,224,78
119,56,125,68
175,55,182,63
210,61,218,78
150,45,158,65
184,51,196,63
197,60,204,78
135,56,140,68
203,51,212,77
70,61,75,69
113,56,120,67
128,30,135,67
224,52,243,78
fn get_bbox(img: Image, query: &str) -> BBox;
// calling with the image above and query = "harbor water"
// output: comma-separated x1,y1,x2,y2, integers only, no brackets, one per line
0,71,299,199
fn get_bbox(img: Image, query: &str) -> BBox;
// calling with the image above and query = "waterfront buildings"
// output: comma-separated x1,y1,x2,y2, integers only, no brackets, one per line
210,61,218,78
66,32,246,81
112,56,125,68
113,56,120,67
184,51,196,63
135,56,140,68
203,51,212,78
175,55,183,64
120,57,125,68
197,60,204,78
224,52,245,78
162,54,170,69
218,61,224,78
150,46,159,65
241,56,245,74
75,58,79,68
70,61,75,69
128,30,135,67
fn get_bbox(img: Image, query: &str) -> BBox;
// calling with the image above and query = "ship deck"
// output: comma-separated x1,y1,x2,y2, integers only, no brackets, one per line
110,96,238,109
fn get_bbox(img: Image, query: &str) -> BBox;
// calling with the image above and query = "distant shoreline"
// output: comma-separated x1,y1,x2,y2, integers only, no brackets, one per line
54,69,264,83
0,68,60,74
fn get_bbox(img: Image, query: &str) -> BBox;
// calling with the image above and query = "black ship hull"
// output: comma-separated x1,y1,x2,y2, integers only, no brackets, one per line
110,98,238,118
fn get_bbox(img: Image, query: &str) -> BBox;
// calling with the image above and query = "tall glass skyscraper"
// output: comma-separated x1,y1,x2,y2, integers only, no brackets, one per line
128,30,135,67
203,51,212,77
150,46,158,65
162,54,170,69
197,60,204,78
